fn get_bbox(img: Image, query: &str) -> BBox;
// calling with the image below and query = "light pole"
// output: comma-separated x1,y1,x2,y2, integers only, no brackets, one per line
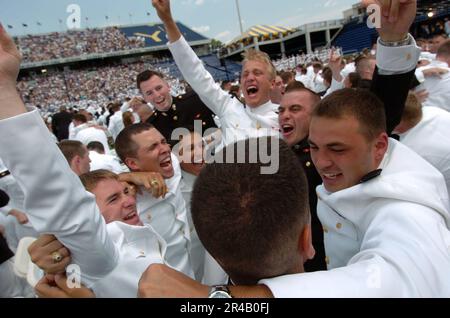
235,0,244,35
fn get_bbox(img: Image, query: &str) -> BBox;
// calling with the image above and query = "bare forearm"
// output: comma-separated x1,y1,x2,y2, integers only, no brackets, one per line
164,19,181,43
0,85,26,120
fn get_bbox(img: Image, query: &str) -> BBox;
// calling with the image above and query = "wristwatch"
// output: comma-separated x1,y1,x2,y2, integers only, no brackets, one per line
208,285,232,298
379,34,412,47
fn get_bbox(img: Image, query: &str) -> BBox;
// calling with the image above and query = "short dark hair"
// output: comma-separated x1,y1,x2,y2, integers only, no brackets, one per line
136,70,165,91
58,140,87,164
285,81,321,105
347,72,362,88
87,141,105,153
437,39,450,58
400,92,423,124
191,137,310,285
72,113,87,123
312,88,386,141
115,123,155,164
280,71,294,84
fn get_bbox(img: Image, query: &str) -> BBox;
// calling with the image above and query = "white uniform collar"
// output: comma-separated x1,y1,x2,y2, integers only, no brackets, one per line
245,100,278,115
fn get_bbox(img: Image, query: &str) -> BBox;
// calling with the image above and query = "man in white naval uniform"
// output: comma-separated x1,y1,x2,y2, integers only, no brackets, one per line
0,157,38,252
0,190,34,298
413,40,450,111
137,1,450,298
139,89,450,299
153,0,280,149
0,25,172,296
115,123,194,279
395,93,450,199
28,170,170,298
72,114,111,155
175,130,227,285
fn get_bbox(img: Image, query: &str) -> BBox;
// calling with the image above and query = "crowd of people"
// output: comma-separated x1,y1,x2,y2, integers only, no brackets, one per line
17,62,187,116
1,0,450,299
15,27,146,63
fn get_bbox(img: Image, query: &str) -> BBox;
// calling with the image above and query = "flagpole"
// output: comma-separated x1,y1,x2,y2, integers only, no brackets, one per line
235,0,244,36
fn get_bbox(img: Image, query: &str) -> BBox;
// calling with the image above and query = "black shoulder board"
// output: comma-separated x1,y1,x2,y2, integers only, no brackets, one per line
359,169,382,183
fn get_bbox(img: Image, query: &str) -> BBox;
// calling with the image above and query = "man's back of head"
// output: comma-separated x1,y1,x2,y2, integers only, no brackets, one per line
191,137,313,285
87,141,106,154
436,39,450,66
58,140,91,176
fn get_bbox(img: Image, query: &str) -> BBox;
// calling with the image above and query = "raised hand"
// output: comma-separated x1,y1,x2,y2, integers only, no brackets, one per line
328,49,344,82
119,171,168,198
152,0,173,23
0,23,21,89
362,0,417,41
151,0,181,42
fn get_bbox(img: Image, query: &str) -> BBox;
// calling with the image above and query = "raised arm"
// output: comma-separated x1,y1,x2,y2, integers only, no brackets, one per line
364,0,420,134
151,0,233,118
0,23,118,287
152,0,181,43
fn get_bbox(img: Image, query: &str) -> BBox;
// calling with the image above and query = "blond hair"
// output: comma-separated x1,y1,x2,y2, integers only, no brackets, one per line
242,49,276,80
79,170,119,192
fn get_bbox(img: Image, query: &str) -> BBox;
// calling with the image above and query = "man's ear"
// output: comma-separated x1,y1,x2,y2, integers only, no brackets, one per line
71,155,80,169
373,132,389,162
125,157,140,171
299,223,315,263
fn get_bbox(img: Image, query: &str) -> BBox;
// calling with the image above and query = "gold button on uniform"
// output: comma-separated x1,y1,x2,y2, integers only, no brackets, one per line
256,122,261,130
173,116,178,121
306,161,311,167
172,104,177,110
336,223,342,229
325,256,329,265
323,226,328,233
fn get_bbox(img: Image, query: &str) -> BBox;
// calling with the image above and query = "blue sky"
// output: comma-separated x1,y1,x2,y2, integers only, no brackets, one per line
0,0,357,42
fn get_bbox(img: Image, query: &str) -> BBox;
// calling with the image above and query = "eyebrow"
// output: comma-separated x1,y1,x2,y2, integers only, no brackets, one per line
106,192,119,203
326,142,347,148
307,140,346,148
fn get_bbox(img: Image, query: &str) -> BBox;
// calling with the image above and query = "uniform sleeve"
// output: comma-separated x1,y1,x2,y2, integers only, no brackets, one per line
167,36,233,118
371,67,416,135
260,203,450,297
0,109,119,287
376,34,421,75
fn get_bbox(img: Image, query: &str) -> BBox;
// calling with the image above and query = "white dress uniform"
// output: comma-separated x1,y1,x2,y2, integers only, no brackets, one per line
74,124,111,155
0,109,176,296
0,259,34,298
91,222,167,298
0,109,119,287
399,106,450,199
414,60,450,111
108,110,124,141
179,169,227,284
167,36,280,150
260,139,450,297
89,151,128,174
136,155,194,279
0,158,38,252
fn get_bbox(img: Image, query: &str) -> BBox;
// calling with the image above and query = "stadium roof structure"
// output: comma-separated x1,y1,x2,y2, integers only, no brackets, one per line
120,22,210,48
19,22,211,70
227,25,296,47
